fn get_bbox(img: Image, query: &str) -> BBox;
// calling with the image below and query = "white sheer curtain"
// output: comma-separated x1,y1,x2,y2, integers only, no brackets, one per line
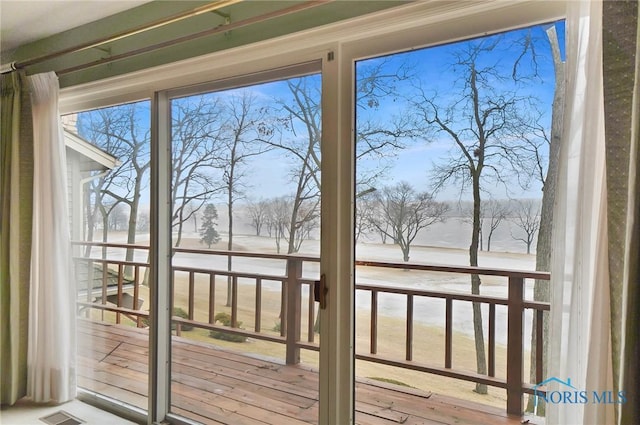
26,72,76,403
547,1,614,424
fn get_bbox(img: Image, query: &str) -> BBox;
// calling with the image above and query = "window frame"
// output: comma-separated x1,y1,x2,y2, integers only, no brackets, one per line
60,2,567,424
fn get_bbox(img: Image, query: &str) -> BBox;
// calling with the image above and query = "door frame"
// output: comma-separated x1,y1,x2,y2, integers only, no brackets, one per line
60,3,567,424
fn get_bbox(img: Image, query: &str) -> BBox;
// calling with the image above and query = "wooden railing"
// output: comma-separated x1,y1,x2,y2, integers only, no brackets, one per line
353,260,550,416
72,241,549,416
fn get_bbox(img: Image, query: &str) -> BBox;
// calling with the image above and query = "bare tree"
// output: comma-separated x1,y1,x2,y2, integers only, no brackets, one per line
267,76,322,254
246,198,269,236
510,200,540,254
483,199,510,252
265,197,291,254
355,190,376,242
217,90,273,305
368,182,448,262
409,34,545,393
525,24,565,414
269,63,412,252
171,95,225,246
108,202,129,230
78,102,150,271
137,211,150,232
84,176,119,257
356,58,419,199
461,199,509,251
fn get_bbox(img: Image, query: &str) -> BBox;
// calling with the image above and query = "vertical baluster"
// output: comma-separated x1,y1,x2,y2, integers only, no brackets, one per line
308,282,315,342
489,303,496,377
188,271,195,321
286,258,302,365
209,273,215,324
101,261,107,321
370,290,378,355
255,278,262,332
86,259,93,318
506,276,524,416
406,294,413,361
280,279,287,337
536,309,544,384
445,298,452,368
116,263,123,324
231,275,238,328
134,265,141,327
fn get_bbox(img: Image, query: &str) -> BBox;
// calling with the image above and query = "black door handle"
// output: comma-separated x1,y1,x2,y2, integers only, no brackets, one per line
314,274,328,310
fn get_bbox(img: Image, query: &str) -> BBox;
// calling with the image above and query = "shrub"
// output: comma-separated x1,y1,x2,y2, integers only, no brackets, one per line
140,306,193,331
172,306,193,331
209,312,247,343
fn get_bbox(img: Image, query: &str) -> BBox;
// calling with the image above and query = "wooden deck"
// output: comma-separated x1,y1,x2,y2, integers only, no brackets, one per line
78,318,524,425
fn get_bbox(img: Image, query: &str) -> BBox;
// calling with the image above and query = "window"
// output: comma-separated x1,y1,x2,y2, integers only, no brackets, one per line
59,2,567,423
353,21,563,417
65,100,151,412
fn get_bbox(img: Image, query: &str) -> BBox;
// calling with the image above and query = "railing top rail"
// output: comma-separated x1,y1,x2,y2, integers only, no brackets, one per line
172,265,286,281
355,283,511,305
355,259,550,280
173,247,319,262
72,241,549,280
73,257,149,268
72,241,150,250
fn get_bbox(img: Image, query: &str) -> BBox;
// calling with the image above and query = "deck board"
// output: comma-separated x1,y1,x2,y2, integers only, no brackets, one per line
77,319,523,425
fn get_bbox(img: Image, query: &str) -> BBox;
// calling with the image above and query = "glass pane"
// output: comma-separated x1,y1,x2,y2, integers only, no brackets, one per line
66,101,151,410
354,22,563,422
169,72,321,423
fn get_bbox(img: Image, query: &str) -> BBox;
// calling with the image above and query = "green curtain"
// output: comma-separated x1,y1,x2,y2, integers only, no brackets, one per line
0,71,34,406
602,1,639,423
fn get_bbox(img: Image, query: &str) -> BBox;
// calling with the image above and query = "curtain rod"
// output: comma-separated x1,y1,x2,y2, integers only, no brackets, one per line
54,1,329,76
1,62,18,74
1,0,241,74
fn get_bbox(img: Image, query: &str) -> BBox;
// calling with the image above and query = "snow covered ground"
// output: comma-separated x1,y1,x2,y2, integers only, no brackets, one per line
95,217,543,348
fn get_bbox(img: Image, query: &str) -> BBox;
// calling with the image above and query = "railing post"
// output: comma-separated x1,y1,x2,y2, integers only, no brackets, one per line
506,276,524,416
285,257,302,365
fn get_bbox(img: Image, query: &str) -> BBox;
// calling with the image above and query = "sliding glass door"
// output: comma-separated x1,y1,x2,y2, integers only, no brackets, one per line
352,21,561,423
66,101,151,413
163,62,324,424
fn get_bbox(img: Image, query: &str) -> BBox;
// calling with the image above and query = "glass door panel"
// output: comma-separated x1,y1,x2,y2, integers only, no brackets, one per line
66,100,151,411
354,23,561,422
167,65,322,424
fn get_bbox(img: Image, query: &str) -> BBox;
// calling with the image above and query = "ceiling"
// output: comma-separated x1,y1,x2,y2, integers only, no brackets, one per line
0,1,153,53
0,1,409,87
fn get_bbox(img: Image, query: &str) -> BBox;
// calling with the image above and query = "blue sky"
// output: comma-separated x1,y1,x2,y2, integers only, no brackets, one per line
353,20,565,201
76,20,564,206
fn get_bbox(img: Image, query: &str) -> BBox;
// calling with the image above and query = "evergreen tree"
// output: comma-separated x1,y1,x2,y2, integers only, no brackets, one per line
199,204,221,248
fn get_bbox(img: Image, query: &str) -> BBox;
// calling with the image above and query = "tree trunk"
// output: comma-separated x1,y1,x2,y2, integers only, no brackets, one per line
125,196,139,278
288,199,301,254
525,24,564,415
471,275,487,394
84,187,95,257
193,211,198,233
102,213,109,259
174,219,183,247
227,188,234,307
402,243,410,262
470,172,487,394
